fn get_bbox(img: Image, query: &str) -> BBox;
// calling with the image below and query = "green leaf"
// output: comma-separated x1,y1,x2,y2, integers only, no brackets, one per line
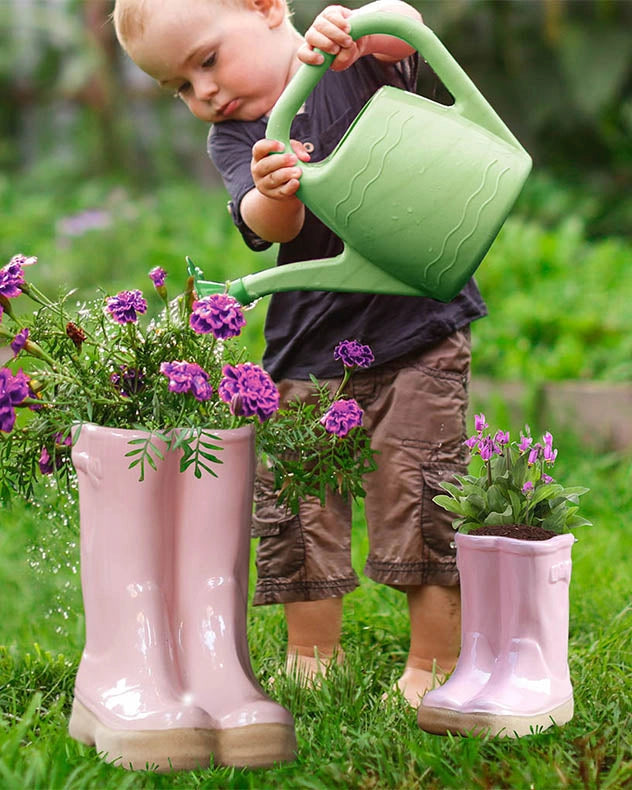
531,483,563,506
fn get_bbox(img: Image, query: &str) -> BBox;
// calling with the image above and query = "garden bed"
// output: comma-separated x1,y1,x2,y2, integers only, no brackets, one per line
471,377,632,451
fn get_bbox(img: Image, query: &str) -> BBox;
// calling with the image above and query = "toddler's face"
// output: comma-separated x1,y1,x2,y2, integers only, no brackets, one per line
128,0,298,123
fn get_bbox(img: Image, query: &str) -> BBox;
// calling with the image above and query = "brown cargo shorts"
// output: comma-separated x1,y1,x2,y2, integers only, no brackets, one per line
251,329,471,605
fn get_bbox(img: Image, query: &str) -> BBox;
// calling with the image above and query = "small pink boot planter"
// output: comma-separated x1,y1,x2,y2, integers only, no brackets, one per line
418,530,575,738
69,423,296,771
417,533,502,714
171,424,296,768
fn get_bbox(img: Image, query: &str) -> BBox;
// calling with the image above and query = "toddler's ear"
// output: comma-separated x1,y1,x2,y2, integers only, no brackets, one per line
249,0,287,28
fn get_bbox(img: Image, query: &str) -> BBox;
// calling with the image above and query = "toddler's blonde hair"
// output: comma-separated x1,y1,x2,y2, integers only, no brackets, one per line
112,0,249,50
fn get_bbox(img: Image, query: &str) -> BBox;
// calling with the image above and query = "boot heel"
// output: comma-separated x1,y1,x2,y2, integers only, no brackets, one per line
68,698,96,746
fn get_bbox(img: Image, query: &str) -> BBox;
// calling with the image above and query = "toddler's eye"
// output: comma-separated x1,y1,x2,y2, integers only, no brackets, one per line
174,82,191,98
202,54,216,68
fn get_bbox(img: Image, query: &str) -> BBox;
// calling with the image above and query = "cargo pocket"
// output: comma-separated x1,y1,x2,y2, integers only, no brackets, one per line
252,475,305,580
420,464,466,558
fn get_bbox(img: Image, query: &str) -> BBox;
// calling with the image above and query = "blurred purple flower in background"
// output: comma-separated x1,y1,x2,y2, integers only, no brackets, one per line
218,362,279,422
320,398,364,437
57,209,112,238
190,294,245,340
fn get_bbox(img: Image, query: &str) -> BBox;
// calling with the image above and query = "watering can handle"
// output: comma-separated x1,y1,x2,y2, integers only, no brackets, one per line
266,11,521,151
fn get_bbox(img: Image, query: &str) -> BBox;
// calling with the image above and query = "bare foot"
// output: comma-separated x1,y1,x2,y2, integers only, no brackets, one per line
285,650,345,688
383,666,445,708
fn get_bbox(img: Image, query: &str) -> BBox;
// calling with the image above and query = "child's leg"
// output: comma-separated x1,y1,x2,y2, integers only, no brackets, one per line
355,330,472,706
251,377,358,685
396,583,461,706
284,598,344,681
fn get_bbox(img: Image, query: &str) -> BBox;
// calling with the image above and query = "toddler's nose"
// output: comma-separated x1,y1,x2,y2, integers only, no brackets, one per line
194,75,218,102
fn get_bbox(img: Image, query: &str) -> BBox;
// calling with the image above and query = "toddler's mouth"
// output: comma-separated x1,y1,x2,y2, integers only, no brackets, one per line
218,98,240,117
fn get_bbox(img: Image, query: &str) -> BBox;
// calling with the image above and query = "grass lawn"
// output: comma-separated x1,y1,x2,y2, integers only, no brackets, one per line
1,431,630,789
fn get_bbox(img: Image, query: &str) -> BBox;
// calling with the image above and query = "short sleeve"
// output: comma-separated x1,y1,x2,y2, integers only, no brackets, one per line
208,120,272,252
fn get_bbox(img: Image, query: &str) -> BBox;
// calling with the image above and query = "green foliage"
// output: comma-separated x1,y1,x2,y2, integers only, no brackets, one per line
473,206,632,382
258,377,378,514
0,260,375,510
434,419,591,534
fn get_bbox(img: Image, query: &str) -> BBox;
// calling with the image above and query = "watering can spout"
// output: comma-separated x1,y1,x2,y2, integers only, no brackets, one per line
188,250,428,306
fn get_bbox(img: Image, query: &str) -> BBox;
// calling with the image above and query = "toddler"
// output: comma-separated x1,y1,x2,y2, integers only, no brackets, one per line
113,0,487,706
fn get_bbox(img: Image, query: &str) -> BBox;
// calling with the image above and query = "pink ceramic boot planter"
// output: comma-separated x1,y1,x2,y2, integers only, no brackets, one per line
419,532,575,738
417,533,501,720
171,424,296,767
69,423,296,771
69,424,214,770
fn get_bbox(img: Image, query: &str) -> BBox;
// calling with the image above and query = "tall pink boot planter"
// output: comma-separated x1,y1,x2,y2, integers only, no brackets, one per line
418,531,575,738
69,423,296,771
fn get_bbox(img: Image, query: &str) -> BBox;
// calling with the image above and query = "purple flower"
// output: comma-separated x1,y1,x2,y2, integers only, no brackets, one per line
542,431,558,463
528,444,543,465
218,363,280,422
474,413,488,433
38,447,55,475
57,209,111,237
110,365,145,397
106,290,147,324
0,304,3,322
334,339,374,369
0,254,36,298
478,435,498,461
160,361,213,401
518,434,533,453
542,473,554,484
494,430,510,447
189,294,245,340
39,432,71,475
320,398,364,437
0,367,30,433
10,328,29,357
149,267,167,288
464,435,479,450
522,481,534,495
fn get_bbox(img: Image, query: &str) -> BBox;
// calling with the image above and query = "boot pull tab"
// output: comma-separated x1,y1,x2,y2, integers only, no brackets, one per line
549,559,572,584
72,451,103,487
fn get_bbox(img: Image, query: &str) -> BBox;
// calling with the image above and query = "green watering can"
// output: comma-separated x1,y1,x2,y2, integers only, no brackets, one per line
189,11,531,305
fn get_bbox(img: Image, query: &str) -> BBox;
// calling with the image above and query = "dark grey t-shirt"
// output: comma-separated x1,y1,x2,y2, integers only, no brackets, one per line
209,54,487,381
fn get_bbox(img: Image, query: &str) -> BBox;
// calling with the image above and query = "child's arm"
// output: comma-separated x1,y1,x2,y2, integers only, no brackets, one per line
298,1,422,72
241,139,311,244
243,2,421,245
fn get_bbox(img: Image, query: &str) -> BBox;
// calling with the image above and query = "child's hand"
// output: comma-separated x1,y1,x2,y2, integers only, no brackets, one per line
298,5,360,72
251,139,311,201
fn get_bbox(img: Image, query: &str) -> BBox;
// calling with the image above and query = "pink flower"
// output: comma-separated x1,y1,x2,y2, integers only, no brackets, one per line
474,413,488,433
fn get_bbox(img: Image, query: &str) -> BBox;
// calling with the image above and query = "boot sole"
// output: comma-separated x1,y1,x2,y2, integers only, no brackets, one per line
418,697,574,738
69,698,296,771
